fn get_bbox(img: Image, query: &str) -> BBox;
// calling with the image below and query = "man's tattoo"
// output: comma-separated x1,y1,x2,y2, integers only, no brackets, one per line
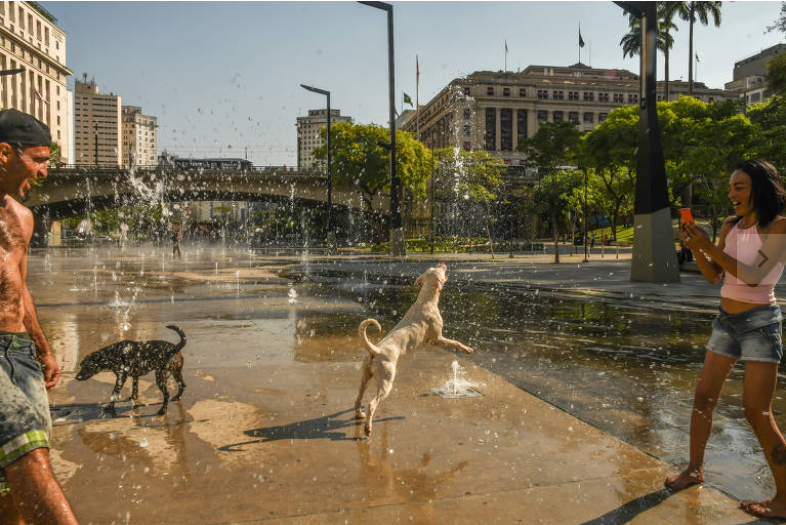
772,443,786,465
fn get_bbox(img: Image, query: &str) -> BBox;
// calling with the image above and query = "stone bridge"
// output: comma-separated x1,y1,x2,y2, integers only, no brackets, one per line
26,165,392,222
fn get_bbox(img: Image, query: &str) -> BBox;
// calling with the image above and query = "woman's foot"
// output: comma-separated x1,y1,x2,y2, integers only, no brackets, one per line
664,469,703,491
741,498,786,519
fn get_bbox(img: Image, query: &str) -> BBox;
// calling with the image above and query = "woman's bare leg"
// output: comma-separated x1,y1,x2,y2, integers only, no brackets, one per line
665,350,737,490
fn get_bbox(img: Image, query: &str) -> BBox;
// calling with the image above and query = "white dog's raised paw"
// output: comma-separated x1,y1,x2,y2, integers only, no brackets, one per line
364,424,372,437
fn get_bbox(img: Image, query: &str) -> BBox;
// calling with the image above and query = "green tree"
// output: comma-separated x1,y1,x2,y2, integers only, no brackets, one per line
619,2,680,100
748,95,786,176
520,121,581,263
576,107,637,239
676,1,722,96
313,122,431,243
767,54,786,96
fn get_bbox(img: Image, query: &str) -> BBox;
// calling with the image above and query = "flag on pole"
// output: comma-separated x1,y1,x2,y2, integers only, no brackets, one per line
403,92,413,106
695,52,700,63
505,39,508,53
416,56,420,84
34,87,48,105
579,30,585,48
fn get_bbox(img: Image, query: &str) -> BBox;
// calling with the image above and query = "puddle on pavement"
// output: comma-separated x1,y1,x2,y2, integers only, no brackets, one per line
30,247,784,505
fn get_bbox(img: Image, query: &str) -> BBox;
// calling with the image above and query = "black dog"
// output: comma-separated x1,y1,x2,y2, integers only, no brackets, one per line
76,325,187,415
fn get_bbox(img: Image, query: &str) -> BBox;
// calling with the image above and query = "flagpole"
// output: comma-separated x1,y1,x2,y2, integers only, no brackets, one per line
416,55,419,141
578,23,581,65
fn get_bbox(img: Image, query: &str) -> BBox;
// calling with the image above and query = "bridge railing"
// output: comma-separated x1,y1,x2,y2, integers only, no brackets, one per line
50,164,326,178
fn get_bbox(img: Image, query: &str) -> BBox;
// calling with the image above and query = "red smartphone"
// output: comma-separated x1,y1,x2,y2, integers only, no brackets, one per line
679,208,694,224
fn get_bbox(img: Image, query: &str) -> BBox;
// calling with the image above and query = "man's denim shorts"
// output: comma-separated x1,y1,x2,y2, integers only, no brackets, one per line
707,304,784,363
0,333,52,493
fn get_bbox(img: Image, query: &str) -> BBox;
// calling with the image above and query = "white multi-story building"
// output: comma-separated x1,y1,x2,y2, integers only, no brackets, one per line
122,105,157,166
0,1,73,162
73,77,122,166
296,108,351,169
406,64,738,167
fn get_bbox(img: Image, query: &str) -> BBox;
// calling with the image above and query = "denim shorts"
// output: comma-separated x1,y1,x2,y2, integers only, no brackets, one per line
707,304,784,363
0,334,52,492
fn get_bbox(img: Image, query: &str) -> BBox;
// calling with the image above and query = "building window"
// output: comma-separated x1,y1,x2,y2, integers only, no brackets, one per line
628,93,638,103
568,112,579,123
464,125,471,136
462,141,471,150
568,91,579,100
517,109,528,142
583,92,595,101
553,111,564,121
537,89,548,100
537,110,548,122
487,86,494,96
553,90,564,100
500,108,512,151
485,108,496,151
599,92,609,102
463,87,470,96
464,109,471,119
599,113,608,122
519,88,526,97
583,112,594,124
503,87,510,97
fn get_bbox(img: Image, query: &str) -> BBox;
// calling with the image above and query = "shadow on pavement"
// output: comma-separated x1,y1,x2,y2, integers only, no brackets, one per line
218,408,405,451
578,489,676,525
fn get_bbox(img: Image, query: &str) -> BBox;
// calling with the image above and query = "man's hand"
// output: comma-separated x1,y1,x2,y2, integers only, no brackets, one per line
37,353,61,391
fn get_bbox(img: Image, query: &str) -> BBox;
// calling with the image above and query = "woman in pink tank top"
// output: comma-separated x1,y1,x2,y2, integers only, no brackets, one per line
665,160,786,519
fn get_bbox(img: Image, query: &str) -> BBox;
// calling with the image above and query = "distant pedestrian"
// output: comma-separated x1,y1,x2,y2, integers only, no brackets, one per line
0,109,80,524
590,233,595,248
665,160,786,520
602,233,608,246
172,229,182,260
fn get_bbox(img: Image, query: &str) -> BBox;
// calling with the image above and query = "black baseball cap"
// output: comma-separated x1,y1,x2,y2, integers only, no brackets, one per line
0,109,51,148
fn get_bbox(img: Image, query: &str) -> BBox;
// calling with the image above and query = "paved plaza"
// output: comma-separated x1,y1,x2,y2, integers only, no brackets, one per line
44,247,774,524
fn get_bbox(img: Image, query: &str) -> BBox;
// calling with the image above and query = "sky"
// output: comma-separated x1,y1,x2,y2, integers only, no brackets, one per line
41,1,786,166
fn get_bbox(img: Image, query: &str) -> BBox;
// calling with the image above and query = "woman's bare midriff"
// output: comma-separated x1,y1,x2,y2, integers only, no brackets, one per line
720,297,772,314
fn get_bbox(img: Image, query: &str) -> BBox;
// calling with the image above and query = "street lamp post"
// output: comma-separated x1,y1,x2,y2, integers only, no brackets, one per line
94,122,99,166
0,67,25,77
615,1,679,282
359,0,405,256
583,167,589,263
300,84,337,254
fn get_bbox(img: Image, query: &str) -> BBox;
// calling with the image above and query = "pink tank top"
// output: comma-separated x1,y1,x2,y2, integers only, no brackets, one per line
721,221,785,304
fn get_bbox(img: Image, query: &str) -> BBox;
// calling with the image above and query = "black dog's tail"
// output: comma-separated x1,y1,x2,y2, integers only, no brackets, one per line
165,325,187,359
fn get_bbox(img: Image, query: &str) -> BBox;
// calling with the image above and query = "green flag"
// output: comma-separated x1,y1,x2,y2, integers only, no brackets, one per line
403,92,413,106
579,31,585,48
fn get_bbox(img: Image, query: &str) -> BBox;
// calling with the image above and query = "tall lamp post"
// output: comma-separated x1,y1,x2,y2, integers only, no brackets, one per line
359,0,406,256
0,67,25,77
614,1,679,282
300,84,337,254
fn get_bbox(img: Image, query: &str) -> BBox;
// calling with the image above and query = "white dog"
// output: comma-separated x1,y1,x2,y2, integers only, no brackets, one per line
355,263,473,437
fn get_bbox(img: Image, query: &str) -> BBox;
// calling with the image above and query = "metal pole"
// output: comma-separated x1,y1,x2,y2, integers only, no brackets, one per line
430,144,435,255
359,1,404,256
583,168,589,262
326,92,336,254
94,122,99,166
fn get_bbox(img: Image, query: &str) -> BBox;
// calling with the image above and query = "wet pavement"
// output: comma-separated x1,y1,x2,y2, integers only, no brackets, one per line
30,246,779,524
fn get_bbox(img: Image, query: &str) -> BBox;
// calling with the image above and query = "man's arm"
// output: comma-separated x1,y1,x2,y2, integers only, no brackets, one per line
19,212,60,390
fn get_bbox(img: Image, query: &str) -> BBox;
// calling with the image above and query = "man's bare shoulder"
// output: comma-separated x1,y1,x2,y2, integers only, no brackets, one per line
0,197,34,241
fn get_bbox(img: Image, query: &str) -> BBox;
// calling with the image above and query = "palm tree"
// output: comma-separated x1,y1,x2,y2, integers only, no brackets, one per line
619,3,680,101
677,1,722,96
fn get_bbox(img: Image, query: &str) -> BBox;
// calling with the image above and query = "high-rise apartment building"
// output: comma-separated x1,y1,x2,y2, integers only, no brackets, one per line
725,43,786,106
73,77,122,166
122,105,158,166
0,1,73,162
296,109,351,169
406,64,738,167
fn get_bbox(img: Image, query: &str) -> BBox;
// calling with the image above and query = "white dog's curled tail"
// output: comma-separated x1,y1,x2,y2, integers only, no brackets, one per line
359,318,382,356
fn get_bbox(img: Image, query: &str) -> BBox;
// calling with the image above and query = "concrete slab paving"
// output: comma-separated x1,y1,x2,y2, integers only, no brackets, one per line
49,344,761,524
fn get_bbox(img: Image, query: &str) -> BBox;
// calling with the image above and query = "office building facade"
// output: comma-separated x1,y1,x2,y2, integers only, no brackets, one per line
73,77,122,166
0,1,73,162
122,105,158,167
296,108,351,169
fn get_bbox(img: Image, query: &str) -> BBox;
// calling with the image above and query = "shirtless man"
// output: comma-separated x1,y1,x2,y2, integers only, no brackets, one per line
0,110,79,524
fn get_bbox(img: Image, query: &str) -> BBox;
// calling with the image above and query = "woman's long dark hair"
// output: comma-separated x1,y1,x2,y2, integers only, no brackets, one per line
735,159,785,228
